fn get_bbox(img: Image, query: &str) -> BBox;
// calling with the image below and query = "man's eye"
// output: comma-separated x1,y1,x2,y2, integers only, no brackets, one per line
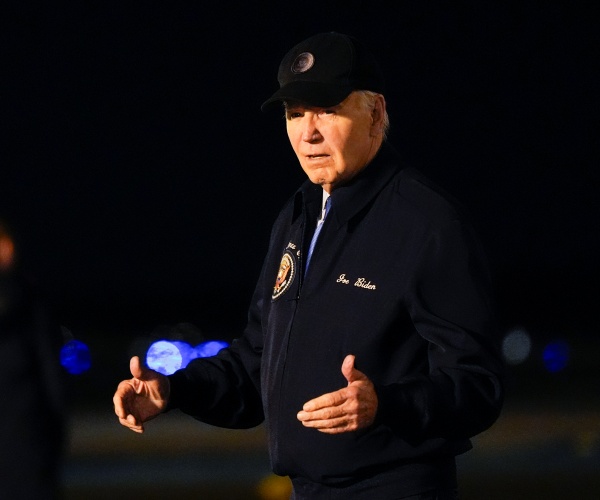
318,109,335,117
288,112,302,119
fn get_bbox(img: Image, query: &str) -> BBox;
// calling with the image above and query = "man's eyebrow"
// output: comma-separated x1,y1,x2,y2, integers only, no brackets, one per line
286,103,341,112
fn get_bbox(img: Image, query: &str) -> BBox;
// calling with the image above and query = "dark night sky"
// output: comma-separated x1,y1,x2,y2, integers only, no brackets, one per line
3,2,599,342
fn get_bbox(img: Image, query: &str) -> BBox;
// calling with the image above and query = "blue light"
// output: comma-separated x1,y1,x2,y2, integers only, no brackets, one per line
195,340,229,358
542,340,570,373
146,340,191,375
145,339,230,375
60,340,92,375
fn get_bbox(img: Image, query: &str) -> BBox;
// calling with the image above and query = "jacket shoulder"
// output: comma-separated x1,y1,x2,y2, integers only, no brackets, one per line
394,167,466,225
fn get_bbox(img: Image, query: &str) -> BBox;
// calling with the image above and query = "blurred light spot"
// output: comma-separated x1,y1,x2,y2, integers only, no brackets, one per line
256,474,292,500
543,340,570,373
146,339,230,375
60,340,92,375
501,327,532,364
146,340,190,375
196,340,229,358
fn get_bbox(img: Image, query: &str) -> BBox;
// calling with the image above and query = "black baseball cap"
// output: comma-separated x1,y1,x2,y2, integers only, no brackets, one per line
261,32,385,111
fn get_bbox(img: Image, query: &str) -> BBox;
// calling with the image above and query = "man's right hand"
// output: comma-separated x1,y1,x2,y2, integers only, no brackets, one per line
113,356,170,433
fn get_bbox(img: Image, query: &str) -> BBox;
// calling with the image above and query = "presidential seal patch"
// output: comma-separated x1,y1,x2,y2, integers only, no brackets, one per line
291,52,314,74
272,250,296,300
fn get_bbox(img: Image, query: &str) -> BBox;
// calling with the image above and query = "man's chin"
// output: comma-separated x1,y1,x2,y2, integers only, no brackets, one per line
311,178,335,192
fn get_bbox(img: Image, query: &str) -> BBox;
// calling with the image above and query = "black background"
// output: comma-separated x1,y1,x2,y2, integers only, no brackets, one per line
4,1,598,351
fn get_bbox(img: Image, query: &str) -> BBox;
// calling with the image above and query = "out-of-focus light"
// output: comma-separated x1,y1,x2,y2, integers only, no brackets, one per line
257,473,293,500
145,339,230,375
146,340,194,375
502,327,532,365
195,340,229,358
543,340,570,373
60,339,92,375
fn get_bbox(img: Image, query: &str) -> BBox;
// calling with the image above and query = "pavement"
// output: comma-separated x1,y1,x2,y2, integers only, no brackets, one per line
61,405,600,499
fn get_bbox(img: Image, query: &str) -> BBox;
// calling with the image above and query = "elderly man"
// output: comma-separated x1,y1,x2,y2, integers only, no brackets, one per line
114,32,503,499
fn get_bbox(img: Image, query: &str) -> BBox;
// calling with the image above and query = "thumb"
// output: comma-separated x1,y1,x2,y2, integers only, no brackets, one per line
130,355,145,379
342,354,366,384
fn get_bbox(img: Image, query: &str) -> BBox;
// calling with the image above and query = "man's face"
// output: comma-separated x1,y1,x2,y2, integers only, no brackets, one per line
285,92,381,193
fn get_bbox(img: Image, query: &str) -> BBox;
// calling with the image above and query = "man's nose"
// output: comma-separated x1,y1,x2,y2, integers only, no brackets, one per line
301,116,322,143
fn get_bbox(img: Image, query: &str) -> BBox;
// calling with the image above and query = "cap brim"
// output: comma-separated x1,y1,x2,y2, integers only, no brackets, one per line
261,81,353,112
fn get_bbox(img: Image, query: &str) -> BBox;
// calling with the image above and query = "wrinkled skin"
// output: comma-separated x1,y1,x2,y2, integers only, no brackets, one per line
297,355,378,434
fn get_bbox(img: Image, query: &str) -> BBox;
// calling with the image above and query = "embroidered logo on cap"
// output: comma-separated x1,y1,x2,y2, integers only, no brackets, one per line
291,52,315,74
272,250,296,300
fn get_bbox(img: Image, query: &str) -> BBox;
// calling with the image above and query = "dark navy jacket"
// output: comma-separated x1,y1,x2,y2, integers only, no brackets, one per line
168,143,504,487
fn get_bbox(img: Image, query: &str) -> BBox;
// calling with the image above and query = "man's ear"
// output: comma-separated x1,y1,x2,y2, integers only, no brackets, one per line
370,94,387,136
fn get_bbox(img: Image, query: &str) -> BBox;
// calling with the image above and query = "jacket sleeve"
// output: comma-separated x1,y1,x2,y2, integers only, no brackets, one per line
166,196,297,430
166,258,270,429
376,217,504,441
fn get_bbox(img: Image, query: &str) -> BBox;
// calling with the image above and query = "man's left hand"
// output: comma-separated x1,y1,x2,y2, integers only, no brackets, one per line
297,354,378,434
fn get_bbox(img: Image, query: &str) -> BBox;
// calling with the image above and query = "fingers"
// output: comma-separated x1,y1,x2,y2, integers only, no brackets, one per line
297,355,378,433
298,390,345,418
118,414,145,433
300,355,362,412
298,385,359,419
113,379,132,418
113,357,149,433
113,386,146,433
311,422,359,434
299,415,356,434
301,388,345,413
298,389,376,433
297,392,362,433
113,380,139,429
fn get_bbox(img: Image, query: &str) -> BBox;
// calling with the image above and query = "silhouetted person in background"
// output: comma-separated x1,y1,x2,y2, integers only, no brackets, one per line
0,220,66,499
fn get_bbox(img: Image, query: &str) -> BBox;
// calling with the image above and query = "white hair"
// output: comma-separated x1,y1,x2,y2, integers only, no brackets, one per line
354,90,390,140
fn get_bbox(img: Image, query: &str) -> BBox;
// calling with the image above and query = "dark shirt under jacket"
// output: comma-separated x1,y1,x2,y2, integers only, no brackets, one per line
169,142,504,495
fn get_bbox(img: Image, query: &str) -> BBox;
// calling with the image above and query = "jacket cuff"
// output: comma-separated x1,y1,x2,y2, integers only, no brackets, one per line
165,369,187,412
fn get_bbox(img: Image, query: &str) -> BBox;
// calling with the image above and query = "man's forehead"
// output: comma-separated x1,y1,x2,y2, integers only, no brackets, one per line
284,93,357,111
284,101,343,111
